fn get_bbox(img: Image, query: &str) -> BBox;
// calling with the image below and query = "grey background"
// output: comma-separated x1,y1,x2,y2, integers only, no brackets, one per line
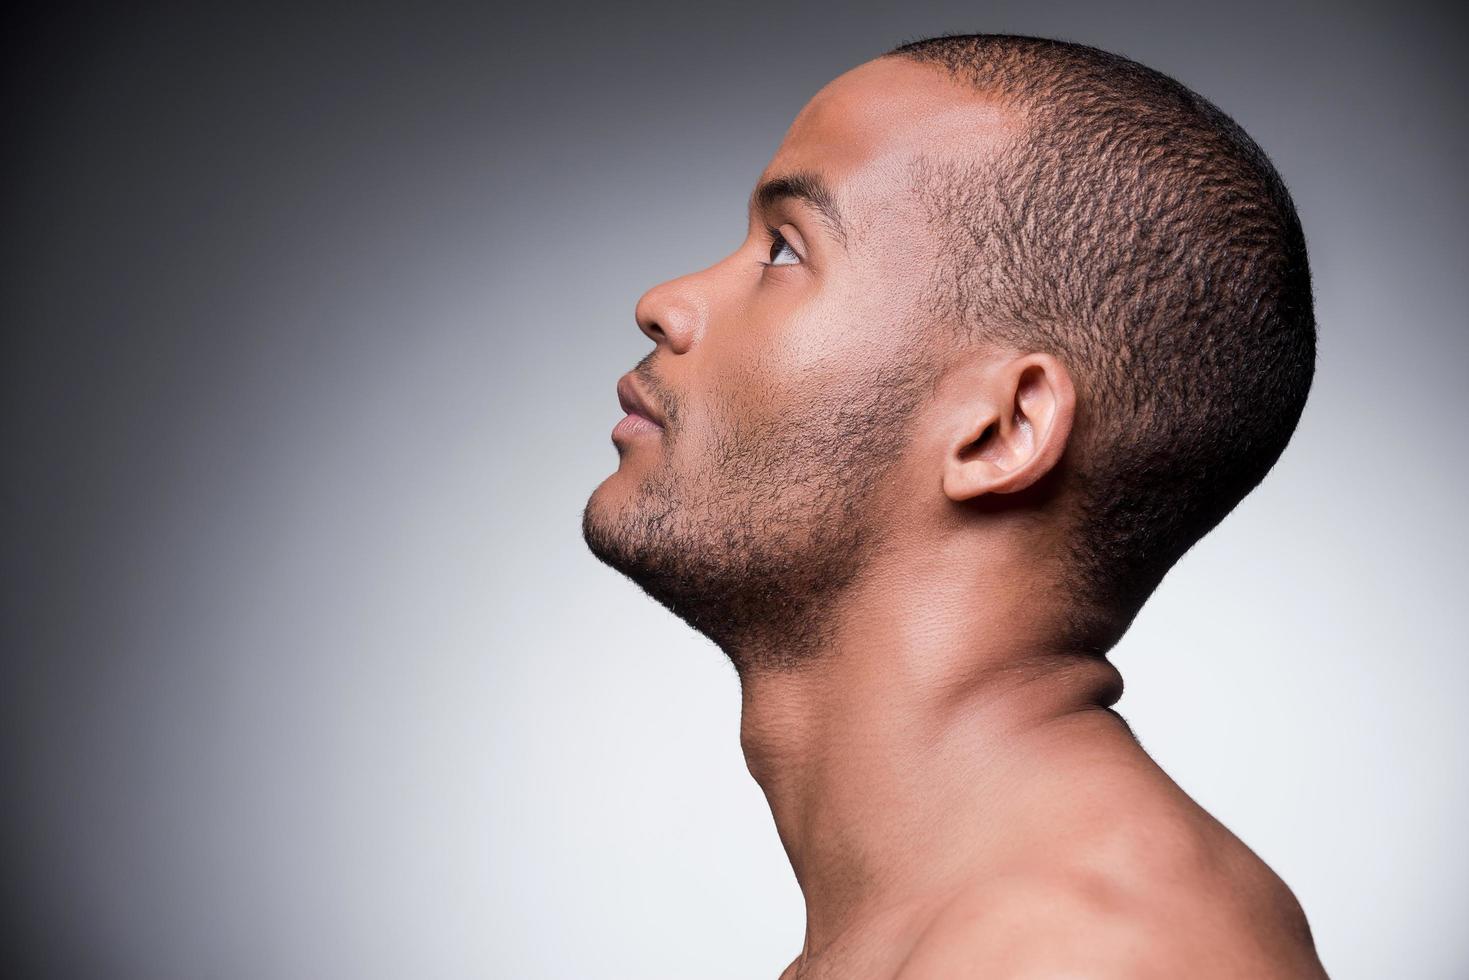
4,2,1465,977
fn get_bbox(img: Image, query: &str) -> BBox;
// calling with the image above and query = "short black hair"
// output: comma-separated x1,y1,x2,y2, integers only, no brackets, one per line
886,34,1316,648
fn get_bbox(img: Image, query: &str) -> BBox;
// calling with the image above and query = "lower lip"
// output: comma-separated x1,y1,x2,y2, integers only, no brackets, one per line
612,413,663,443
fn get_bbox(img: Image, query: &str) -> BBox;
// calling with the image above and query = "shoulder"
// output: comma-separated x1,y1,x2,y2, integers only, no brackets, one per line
893,868,1193,980
893,832,1326,980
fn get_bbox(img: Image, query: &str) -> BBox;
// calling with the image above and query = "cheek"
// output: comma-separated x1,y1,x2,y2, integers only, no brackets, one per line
770,286,908,401
701,276,913,437
709,352,789,436
694,301,808,426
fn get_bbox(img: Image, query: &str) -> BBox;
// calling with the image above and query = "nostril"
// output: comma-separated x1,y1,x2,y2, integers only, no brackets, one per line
634,279,700,353
634,304,667,344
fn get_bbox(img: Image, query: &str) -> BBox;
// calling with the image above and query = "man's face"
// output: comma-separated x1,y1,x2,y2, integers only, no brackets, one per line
582,58,1013,668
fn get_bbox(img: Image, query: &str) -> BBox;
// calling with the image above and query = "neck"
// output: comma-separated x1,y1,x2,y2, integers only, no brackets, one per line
734,535,1131,960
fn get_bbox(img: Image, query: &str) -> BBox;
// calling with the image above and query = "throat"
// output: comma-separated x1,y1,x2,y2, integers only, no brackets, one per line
737,636,1127,958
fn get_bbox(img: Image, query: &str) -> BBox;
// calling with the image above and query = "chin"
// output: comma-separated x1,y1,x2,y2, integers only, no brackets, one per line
582,477,620,532
586,462,642,514
581,480,641,564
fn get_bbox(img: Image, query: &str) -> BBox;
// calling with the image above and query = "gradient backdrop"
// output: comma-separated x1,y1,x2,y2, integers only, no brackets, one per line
4,2,1465,977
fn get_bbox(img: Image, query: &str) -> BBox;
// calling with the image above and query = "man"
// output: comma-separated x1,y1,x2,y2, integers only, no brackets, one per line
582,32,1327,979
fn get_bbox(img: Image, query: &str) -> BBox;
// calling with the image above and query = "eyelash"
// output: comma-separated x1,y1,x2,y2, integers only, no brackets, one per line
756,222,801,268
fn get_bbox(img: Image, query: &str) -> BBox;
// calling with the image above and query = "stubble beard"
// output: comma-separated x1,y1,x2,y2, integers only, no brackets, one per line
583,360,934,675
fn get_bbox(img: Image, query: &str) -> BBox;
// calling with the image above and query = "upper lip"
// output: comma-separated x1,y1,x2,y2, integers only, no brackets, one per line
617,373,665,427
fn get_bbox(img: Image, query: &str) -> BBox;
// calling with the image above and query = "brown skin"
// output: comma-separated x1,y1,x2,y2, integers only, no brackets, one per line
583,57,1328,979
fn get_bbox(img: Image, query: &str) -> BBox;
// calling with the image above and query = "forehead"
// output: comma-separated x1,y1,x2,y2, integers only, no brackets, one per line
762,57,1016,228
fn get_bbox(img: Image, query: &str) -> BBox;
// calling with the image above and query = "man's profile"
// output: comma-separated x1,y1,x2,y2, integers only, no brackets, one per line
582,32,1326,979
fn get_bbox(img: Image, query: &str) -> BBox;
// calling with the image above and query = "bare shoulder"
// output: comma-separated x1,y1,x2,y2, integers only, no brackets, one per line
893,818,1329,980
893,868,1191,979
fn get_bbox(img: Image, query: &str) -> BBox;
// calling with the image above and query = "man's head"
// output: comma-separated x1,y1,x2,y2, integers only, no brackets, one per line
583,34,1315,670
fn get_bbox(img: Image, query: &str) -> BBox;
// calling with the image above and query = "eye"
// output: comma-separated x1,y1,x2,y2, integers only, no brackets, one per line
758,224,801,268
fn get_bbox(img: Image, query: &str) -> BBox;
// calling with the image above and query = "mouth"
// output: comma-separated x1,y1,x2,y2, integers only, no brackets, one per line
613,373,665,443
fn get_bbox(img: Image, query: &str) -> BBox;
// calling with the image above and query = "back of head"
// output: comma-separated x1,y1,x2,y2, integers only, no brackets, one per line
886,34,1316,650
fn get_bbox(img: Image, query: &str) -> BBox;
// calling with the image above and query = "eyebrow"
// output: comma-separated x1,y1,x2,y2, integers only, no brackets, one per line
748,170,849,249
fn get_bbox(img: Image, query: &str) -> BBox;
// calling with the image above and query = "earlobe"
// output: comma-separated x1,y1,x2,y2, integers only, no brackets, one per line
941,353,1076,503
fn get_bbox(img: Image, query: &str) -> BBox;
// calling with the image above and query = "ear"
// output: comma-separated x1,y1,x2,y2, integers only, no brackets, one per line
942,352,1076,502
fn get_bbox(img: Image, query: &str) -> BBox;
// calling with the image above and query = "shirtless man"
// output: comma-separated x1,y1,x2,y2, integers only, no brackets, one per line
582,33,1328,979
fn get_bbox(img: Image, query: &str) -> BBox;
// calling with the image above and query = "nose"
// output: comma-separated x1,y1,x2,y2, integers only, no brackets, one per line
634,273,704,354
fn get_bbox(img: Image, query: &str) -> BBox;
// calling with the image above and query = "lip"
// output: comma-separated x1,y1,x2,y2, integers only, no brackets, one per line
616,374,665,428
612,412,663,443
